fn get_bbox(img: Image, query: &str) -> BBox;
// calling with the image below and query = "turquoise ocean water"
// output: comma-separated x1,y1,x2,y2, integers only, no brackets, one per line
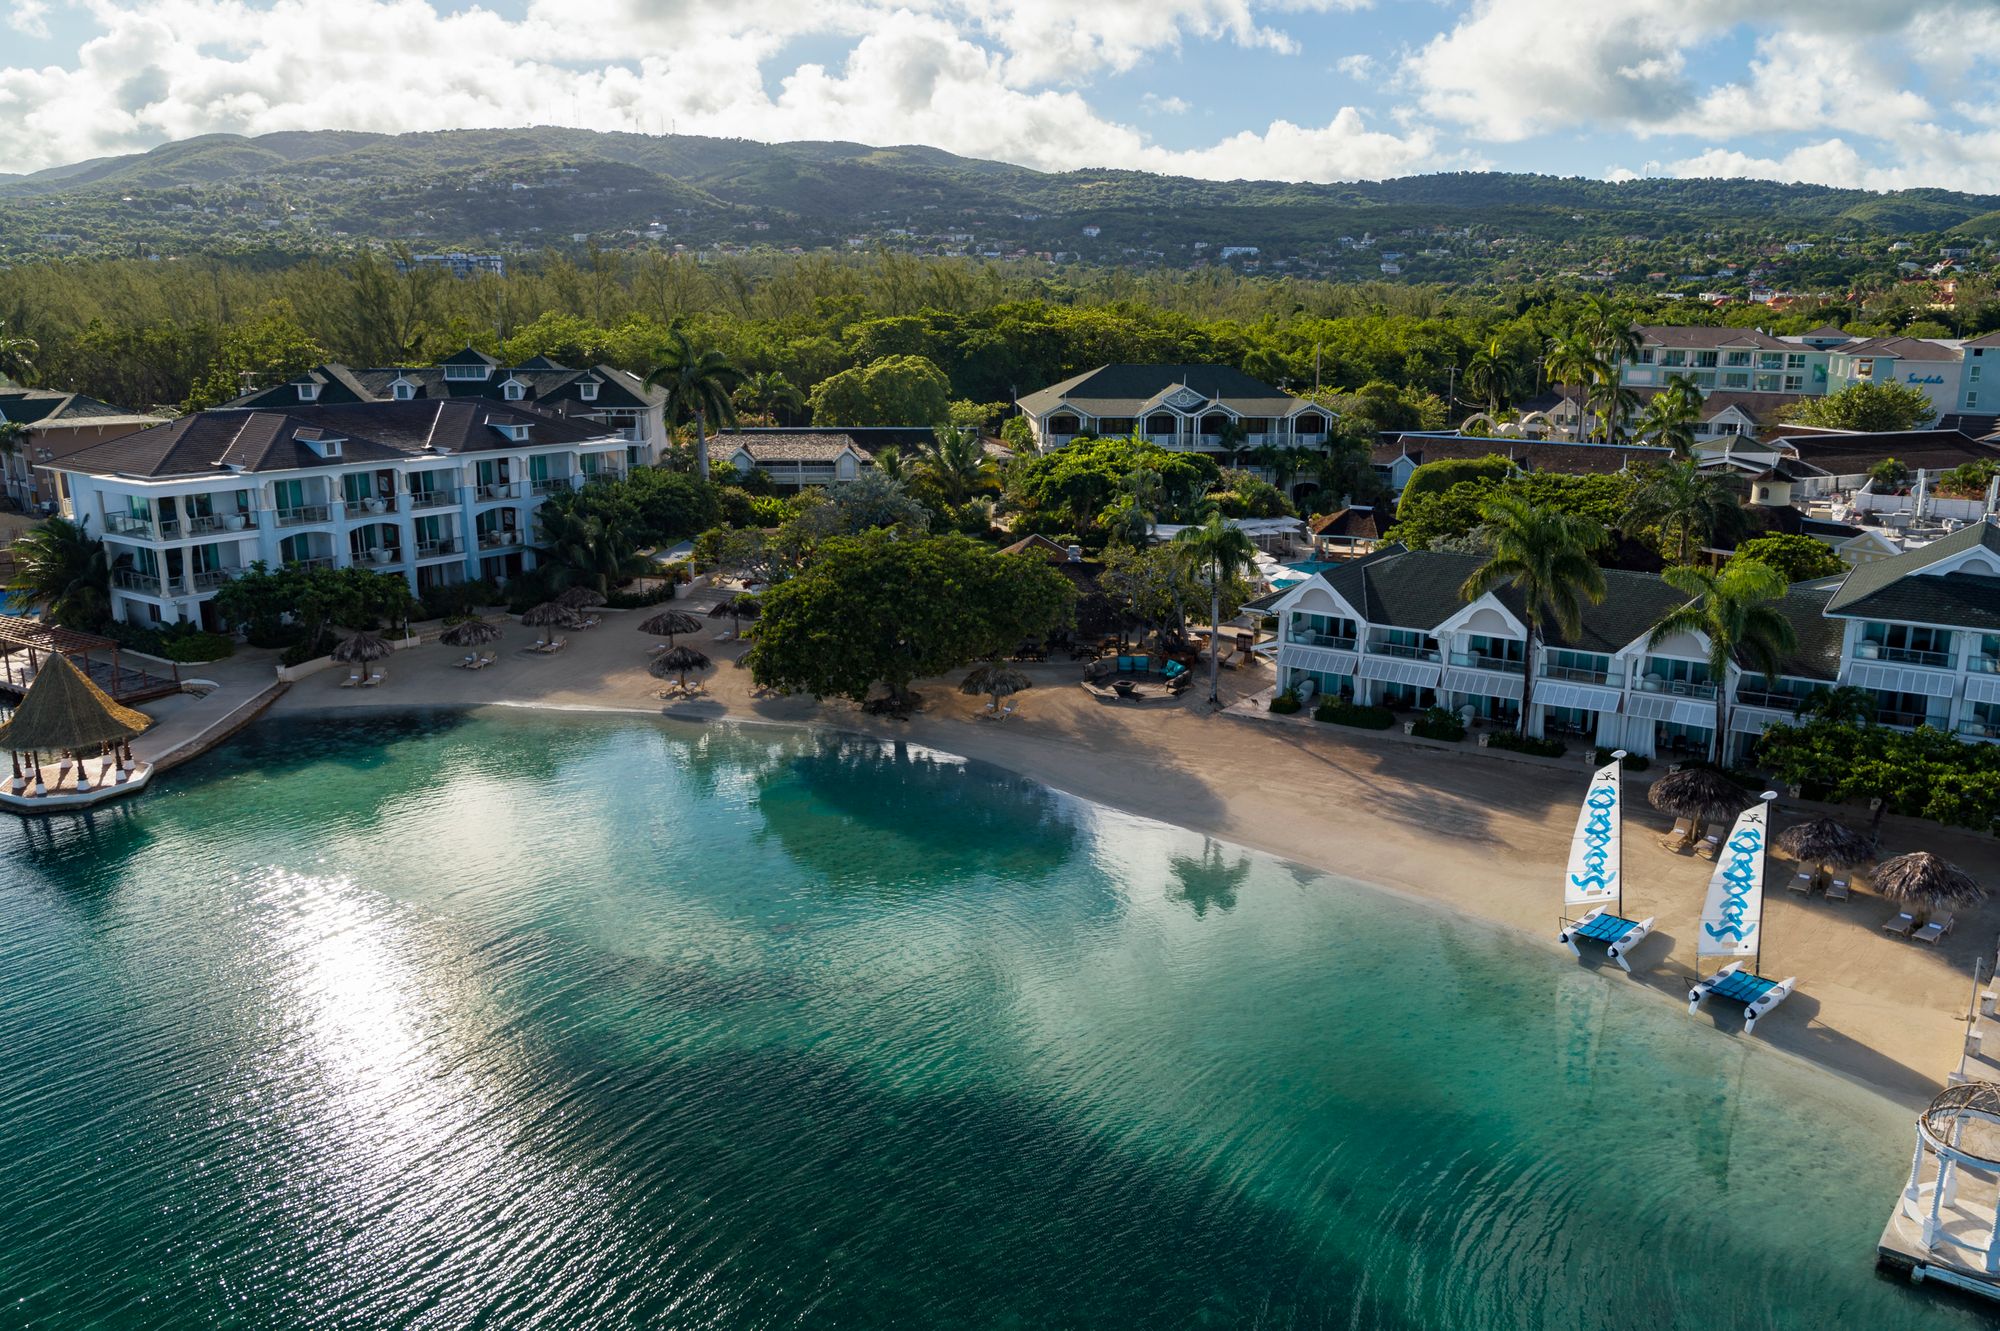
0,709,1985,1329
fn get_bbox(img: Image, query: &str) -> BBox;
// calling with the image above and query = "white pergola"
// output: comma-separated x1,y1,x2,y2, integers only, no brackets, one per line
1901,1083,2000,1273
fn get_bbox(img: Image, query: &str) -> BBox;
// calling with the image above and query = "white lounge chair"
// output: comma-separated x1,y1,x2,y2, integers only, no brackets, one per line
1695,831,1723,860
340,670,362,688
1825,877,1851,903
1915,913,1956,945
361,670,385,688
1663,817,1693,851
1883,912,1918,938
1788,870,1815,896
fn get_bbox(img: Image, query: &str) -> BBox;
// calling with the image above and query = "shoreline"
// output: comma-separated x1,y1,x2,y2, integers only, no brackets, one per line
158,600,1997,1112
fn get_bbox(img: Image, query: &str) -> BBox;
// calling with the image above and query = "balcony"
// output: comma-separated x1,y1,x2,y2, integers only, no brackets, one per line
275,504,332,527
476,530,520,551
190,568,235,592
1968,654,2000,675
1958,720,2000,740
284,556,335,572
104,513,156,538
583,468,627,486
415,538,461,560
1295,632,1358,651
112,568,167,594
1635,675,1717,700
1870,645,1953,668
474,482,523,502
1367,640,1441,662
410,489,455,510
1541,662,1612,685
352,547,404,568
1735,688,1805,712
181,513,252,537
530,477,572,496
341,495,398,518
1875,708,1941,730
1451,651,1525,674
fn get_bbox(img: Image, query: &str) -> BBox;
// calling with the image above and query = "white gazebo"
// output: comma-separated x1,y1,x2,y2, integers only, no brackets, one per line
1895,1083,2000,1279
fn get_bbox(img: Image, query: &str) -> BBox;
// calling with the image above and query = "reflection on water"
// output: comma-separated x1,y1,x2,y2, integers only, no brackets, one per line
0,711,1985,1330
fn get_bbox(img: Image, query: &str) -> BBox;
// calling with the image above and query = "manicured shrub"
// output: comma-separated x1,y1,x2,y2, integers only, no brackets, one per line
1411,706,1466,742
158,627,235,663
1268,691,1301,715
279,629,339,667
605,581,676,609
1314,698,1395,729
1489,732,1567,758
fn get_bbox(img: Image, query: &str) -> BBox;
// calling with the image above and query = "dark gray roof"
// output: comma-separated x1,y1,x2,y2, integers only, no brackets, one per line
54,399,612,479
1635,326,1793,351
1774,427,2000,473
1377,434,1672,477
723,432,868,463
0,388,157,428
1824,519,2000,629
1017,364,1308,418
1835,336,1960,361
225,350,663,417
1313,549,1687,652
1760,581,1845,682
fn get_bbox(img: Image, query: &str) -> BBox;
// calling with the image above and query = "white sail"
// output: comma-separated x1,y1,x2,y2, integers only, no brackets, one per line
1563,760,1622,908
1696,800,1772,959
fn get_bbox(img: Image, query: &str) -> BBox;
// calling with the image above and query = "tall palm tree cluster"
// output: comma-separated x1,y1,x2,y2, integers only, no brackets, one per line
1544,297,1643,444
644,328,742,480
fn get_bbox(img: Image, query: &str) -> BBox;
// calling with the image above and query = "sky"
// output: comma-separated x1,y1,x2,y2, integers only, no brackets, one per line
3,0,2000,190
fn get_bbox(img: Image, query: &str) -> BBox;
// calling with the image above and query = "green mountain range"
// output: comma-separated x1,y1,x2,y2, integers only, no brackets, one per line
4,126,1996,283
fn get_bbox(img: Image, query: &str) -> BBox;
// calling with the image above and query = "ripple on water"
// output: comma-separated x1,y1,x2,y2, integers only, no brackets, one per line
0,711,1986,1330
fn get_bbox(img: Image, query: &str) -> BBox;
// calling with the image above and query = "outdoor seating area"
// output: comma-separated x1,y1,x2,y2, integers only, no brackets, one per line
1081,653,1193,702
528,637,569,655
457,652,499,670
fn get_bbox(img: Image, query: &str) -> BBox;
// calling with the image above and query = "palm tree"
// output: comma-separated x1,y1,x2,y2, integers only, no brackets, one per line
8,517,111,629
533,505,647,594
873,446,910,486
0,321,38,386
1544,332,1606,442
735,370,804,425
1118,466,1166,545
1578,296,1642,371
644,330,741,481
1646,560,1796,763
1625,458,1747,564
1463,337,1517,415
1213,419,1250,470
1633,375,1704,456
916,425,997,507
1587,379,1642,442
1458,492,1608,739
1175,511,1257,707
0,421,27,499
1796,683,1876,725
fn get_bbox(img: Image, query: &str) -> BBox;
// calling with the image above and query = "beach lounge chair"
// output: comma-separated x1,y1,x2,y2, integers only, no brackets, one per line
361,670,385,688
1663,817,1693,851
1689,960,1798,1033
1915,913,1956,945
1789,870,1815,896
1883,911,1918,938
1695,831,1723,860
1825,877,1851,902
340,670,362,688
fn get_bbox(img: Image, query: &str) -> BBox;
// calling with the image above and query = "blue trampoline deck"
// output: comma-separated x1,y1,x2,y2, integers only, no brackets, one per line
1573,913,1638,943
1708,970,1779,1005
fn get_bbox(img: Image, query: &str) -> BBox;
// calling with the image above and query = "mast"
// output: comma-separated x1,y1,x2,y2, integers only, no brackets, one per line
1613,750,1627,916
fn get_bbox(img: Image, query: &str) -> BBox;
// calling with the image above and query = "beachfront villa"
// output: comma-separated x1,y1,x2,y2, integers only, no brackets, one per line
717,427,964,490
1014,365,1333,463
0,387,166,511
1271,517,2000,762
223,348,670,458
41,399,634,628
1371,434,1673,495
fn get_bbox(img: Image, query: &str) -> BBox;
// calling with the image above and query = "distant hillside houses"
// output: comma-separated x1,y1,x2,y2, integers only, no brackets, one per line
1014,365,1332,458
226,348,668,457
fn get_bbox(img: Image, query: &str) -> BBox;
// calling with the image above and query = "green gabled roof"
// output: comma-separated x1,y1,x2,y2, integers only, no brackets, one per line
1312,550,1688,652
1824,520,2000,629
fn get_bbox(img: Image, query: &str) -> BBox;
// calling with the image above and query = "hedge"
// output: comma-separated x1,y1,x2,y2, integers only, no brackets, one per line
1314,698,1395,729
1488,732,1567,758
1269,692,1302,715
1411,706,1466,742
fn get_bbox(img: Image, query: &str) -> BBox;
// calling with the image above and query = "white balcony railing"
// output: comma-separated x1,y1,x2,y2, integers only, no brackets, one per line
275,504,332,527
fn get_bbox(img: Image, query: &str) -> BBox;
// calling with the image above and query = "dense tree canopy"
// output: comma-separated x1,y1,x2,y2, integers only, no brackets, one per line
808,355,953,427
1782,380,1938,432
1006,435,1221,537
1730,532,1846,582
745,532,1075,703
1759,719,2000,832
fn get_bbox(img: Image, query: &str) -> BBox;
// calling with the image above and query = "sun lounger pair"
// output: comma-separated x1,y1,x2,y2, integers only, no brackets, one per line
340,670,362,688
1883,912,1917,937
1690,961,1797,1034
531,637,568,654
1885,911,1954,943
358,670,385,688
463,652,496,670
1694,831,1723,860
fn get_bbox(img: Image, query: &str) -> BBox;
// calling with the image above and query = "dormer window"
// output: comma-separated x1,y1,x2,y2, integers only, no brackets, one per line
445,363,490,381
297,382,320,402
499,423,532,442
503,380,525,401
392,380,415,401
578,381,599,401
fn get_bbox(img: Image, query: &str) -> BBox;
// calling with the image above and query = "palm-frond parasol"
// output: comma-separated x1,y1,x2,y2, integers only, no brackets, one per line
648,644,713,692
0,654,151,760
1874,852,1986,910
638,609,702,645
439,619,502,647
960,662,1033,716
1646,765,1749,831
1775,816,1876,878
520,601,582,645
708,596,762,636
331,630,394,664
555,585,606,609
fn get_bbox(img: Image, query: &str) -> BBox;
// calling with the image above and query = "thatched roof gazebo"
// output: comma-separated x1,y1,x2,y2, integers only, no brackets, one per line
555,586,607,610
1776,816,1876,884
961,662,1032,718
638,610,702,645
1875,852,1986,911
1648,765,1749,845
439,619,502,647
0,653,152,795
331,631,394,664
648,645,713,694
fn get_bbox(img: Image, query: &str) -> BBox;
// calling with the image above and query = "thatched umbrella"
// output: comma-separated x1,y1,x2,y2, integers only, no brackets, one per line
330,631,394,664
1874,852,1986,911
1776,815,1876,887
960,662,1033,717
555,585,606,610
520,601,581,646
1647,765,1748,846
439,619,502,648
638,609,702,646
708,595,761,637
648,644,713,693
0,653,152,793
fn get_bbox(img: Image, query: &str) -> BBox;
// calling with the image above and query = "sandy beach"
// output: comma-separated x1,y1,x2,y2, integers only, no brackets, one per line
225,596,2000,1109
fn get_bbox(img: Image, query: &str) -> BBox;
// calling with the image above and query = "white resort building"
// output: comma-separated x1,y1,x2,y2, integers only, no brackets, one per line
1269,518,2000,763
42,399,635,629
1014,365,1333,459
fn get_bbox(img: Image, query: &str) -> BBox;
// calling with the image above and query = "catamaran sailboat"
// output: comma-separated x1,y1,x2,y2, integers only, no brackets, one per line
1558,751,1655,972
1688,791,1798,1033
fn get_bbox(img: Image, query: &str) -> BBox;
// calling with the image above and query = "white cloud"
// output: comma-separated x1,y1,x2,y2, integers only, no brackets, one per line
1334,53,1371,79
1646,127,2000,193
6,0,47,36
1141,93,1192,115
